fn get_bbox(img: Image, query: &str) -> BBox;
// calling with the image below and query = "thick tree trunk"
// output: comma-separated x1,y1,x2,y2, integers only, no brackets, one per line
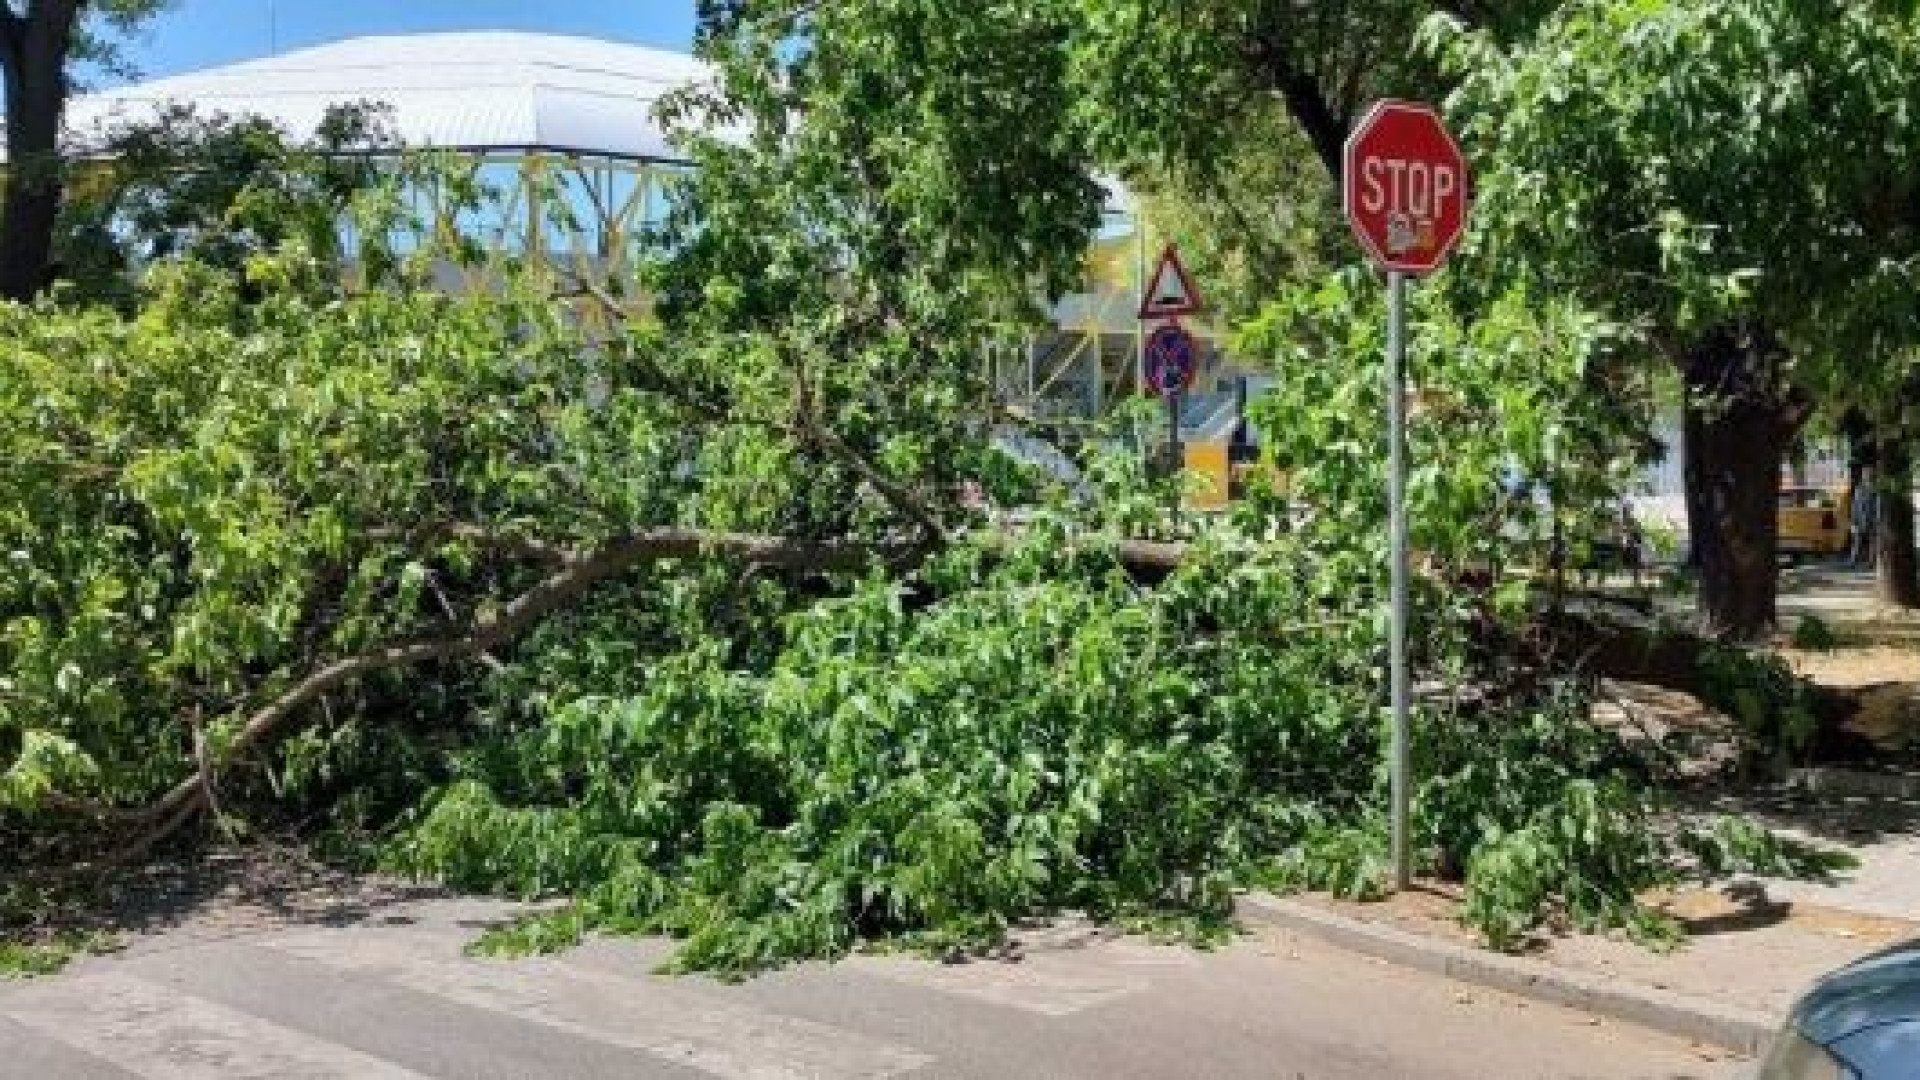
1543,610,1884,764
0,3,80,301
1678,323,1809,641
1875,443,1919,608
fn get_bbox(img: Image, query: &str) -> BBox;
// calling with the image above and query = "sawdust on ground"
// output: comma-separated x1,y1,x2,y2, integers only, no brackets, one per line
1779,646,1920,688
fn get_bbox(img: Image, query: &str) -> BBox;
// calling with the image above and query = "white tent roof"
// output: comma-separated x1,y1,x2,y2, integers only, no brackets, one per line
66,31,709,162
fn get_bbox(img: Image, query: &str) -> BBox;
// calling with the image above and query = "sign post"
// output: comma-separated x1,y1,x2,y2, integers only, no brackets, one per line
1342,99,1469,892
1140,246,1204,522
1145,319,1199,520
1385,268,1410,892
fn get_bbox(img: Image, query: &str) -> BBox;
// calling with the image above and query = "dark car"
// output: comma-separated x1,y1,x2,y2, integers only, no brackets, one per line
1759,939,1920,1078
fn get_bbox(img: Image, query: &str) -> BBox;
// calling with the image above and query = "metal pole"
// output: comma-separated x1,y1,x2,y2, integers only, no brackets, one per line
1386,270,1412,892
1168,389,1183,526
1135,228,1148,396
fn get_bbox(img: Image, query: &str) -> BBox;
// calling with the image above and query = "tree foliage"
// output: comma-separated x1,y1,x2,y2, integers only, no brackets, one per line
1436,0,1920,635
1440,0,1920,357
1070,0,1555,183
51,101,393,305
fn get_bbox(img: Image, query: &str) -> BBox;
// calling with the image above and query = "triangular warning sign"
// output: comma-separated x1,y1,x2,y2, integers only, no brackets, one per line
1138,244,1203,319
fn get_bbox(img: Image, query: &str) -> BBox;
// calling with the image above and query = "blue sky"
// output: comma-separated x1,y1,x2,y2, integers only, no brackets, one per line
112,0,698,83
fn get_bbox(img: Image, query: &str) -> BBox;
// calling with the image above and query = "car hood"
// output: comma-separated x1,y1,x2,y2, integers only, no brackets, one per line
1829,1020,1920,1076
1794,939,1920,1045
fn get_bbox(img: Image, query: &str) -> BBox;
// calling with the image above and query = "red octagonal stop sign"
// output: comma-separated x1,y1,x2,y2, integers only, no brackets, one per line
1343,100,1469,274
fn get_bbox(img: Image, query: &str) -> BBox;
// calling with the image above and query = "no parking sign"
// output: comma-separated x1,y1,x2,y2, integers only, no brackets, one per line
1145,322,1197,398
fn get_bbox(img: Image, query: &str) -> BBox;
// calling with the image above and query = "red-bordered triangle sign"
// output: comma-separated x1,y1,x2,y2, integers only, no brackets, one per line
1138,244,1203,319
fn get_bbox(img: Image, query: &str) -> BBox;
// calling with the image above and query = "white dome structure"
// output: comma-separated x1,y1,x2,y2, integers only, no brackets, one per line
67,31,708,162
57,31,1212,466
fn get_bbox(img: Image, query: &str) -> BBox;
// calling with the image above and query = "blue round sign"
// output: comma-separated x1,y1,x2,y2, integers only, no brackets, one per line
1145,323,1198,398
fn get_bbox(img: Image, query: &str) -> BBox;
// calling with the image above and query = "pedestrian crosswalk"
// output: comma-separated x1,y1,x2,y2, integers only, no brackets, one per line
0,917,1173,1080
4,970,432,1079
0,905,1748,1080
261,929,933,1079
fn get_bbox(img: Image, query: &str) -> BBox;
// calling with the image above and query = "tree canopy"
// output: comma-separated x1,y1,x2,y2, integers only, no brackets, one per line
1437,0,1920,634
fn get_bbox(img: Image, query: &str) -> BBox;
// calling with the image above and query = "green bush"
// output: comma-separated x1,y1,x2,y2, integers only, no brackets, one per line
1699,645,1820,774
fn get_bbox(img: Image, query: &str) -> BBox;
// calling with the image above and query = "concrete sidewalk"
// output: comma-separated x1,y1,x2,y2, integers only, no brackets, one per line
1775,565,1920,647
1239,793,1920,1057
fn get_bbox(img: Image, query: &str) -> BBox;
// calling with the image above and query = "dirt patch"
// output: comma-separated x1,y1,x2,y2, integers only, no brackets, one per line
1651,885,1917,942
1295,881,1916,954
1293,884,1483,948
1777,647,1920,753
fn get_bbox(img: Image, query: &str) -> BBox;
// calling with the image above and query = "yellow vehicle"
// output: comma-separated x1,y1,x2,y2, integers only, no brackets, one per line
1777,484,1852,559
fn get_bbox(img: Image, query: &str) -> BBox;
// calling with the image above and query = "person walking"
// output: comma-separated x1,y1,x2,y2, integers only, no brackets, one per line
1850,467,1878,568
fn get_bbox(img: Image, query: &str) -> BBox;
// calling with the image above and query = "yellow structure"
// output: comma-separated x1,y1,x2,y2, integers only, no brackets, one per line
1182,443,1232,511
1777,484,1852,559
993,224,1267,509
362,149,684,335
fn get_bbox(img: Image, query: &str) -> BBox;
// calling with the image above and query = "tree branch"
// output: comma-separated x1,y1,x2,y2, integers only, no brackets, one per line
365,522,574,565
72,517,1180,859
98,528,915,850
1243,29,1348,182
578,279,955,543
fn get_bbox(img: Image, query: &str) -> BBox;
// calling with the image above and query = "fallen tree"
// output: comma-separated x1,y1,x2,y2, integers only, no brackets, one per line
1537,610,1887,764
35,506,1885,873
47,525,1183,859
2,243,1855,978
1,1,1867,974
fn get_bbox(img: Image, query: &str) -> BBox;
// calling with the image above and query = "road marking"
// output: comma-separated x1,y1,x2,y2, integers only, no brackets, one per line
260,929,932,1079
849,951,1145,1017
1,971,428,1080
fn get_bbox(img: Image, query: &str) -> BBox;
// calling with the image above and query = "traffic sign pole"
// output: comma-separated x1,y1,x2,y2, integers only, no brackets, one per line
1341,98,1469,895
1168,389,1183,526
1386,270,1411,892
1144,317,1199,526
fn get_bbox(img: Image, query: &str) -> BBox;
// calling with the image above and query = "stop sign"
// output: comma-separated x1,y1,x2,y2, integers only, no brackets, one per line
1343,100,1469,274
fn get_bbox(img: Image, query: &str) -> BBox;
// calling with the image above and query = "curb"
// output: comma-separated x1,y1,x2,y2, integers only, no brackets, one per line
1236,893,1778,1057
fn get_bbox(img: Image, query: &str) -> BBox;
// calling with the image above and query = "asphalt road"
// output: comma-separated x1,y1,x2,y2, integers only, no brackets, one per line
0,897,1745,1080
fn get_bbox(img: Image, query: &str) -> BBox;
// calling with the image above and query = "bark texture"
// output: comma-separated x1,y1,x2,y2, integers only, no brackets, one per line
1875,442,1919,608
1543,610,1883,764
0,1,80,301
1678,322,1811,641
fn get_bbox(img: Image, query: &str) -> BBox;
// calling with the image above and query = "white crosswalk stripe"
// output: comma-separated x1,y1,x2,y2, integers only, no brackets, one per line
1,971,430,1080
259,929,933,1080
